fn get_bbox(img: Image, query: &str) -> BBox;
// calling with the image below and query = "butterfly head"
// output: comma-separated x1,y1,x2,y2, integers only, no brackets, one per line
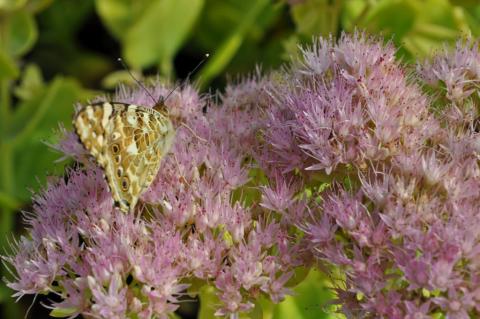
153,95,168,114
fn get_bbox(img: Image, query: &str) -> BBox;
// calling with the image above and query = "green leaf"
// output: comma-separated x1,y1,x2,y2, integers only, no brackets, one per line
0,0,27,11
362,0,417,38
13,63,44,100
0,50,19,79
240,301,263,319
9,77,91,200
95,0,138,39
342,0,369,30
38,0,94,41
193,0,278,49
272,269,334,319
49,307,79,318
0,190,21,210
26,0,55,13
198,286,220,319
450,0,480,5
342,0,466,60
101,69,141,89
458,6,480,36
0,281,10,303
290,0,343,37
123,0,205,73
186,277,206,298
5,10,38,56
285,266,310,287
194,0,272,89
258,297,275,319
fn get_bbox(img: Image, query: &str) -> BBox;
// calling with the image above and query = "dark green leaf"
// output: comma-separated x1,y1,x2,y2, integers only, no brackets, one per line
0,280,10,303
38,0,94,42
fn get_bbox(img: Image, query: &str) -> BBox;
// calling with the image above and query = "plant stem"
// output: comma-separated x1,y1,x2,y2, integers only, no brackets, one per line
195,0,271,89
0,69,19,319
0,79,10,131
0,77,14,249
0,142,14,248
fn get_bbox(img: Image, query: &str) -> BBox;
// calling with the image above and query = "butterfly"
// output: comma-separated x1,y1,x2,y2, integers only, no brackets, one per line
73,101,175,213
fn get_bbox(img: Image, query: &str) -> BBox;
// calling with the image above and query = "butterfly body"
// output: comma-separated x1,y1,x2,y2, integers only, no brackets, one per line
74,101,175,212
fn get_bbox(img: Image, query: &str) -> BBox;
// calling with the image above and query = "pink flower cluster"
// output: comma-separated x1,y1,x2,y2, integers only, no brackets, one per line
6,32,480,318
5,83,303,318
260,33,480,318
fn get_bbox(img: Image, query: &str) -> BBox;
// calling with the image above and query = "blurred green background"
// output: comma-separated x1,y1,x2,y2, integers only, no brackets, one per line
0,0,479,318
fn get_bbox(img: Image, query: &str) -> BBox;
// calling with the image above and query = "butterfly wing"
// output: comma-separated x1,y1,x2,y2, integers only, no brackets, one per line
74,102,175,212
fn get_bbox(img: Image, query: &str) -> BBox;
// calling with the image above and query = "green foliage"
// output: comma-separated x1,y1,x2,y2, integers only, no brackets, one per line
49,307,79,318
97,0,205,75
0,2,91,318
11,76,89,199
291,0,343,37
5,10,38,56
0,50,19,79
2,0,480,318
197,268,334,319
341,0,479,59
272,269,335,319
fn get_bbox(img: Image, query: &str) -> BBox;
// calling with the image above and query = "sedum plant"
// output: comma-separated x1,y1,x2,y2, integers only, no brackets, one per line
6,32,480,319
4,82,306,319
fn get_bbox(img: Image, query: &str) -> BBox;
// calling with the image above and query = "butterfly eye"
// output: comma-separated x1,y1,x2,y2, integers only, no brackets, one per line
111,143,120,154
121,176,130,191
116,167,123,177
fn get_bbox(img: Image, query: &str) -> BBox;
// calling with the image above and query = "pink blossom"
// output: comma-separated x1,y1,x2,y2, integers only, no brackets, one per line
4,81,302,318
6,33,480,319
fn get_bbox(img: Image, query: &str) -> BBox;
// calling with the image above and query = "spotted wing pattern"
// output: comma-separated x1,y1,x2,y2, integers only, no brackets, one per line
74,102,175,212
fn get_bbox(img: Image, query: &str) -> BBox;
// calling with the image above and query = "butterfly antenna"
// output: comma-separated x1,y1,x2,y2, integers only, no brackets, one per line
117,57,157,105
161,53,210,104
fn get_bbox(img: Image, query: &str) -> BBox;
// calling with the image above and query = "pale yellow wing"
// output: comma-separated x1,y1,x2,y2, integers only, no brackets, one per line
73,102,175,212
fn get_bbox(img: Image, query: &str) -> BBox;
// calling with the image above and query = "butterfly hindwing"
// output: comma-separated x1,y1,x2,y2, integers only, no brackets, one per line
74,102,175,212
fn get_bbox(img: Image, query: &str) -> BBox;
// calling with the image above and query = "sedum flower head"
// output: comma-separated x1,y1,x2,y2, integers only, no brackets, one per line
6,33,480,319
4,83,302,318
260,33,480,318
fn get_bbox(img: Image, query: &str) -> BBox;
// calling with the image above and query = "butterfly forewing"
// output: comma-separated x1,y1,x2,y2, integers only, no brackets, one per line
74,102,175,212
